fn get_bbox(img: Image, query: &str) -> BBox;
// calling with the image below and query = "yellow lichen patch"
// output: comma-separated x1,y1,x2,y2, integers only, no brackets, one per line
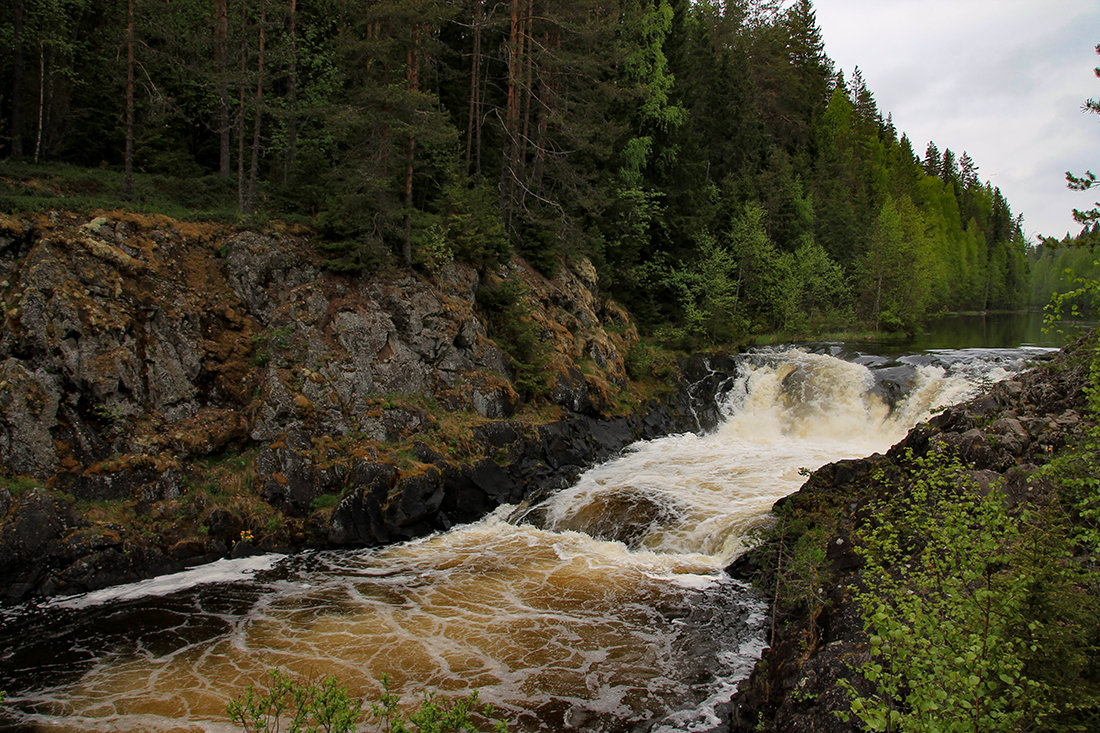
0,213,25,235
77,233,148,275
293,393,314,413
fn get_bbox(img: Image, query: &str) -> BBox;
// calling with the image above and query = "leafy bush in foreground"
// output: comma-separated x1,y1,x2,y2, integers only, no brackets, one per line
228,669,508,733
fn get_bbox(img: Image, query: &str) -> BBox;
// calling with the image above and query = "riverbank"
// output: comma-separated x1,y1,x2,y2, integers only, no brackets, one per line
721,332,1100,730
0,210,742,603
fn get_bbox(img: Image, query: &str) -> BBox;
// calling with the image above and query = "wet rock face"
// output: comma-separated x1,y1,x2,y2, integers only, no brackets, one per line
0,489,95,600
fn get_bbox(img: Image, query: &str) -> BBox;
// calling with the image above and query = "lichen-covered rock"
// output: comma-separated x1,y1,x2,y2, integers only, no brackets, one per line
0,359,62,475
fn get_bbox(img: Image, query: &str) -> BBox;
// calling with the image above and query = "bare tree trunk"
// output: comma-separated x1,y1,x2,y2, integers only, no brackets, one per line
34,43,44,163
402,24,422,266
245,0,266,213
517,0,534,210
216,0,230,177
465,0,483,177
285,0,297,180
501,0,526,227
125,0,135,196
237,0,247,211
531,23,554,196
10,0,25,158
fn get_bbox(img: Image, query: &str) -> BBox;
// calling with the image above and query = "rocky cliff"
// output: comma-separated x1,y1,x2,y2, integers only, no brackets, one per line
0,211,736,602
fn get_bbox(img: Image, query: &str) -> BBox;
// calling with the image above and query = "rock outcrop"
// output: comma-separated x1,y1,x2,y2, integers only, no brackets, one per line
0,211,737,602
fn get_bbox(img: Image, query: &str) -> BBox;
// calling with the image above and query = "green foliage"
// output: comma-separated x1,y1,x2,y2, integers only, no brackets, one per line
227,670,508,733
654,228,746,346
1042,256,1100,333
228,669,361,733
1041,348,1100,553
370,674,508,733
475,278,551,400
440,183,511,270
840,449,1100,732
0,0,1029,339
624,340,679,382
0,161,238,221
309,493,342,513
763,517,831,646
0,473,44,497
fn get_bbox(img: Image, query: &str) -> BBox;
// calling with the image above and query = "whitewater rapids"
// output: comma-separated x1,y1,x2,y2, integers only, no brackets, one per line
0,346,1046,732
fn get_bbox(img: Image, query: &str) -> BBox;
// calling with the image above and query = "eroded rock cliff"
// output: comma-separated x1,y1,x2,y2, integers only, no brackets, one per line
0,211,735,601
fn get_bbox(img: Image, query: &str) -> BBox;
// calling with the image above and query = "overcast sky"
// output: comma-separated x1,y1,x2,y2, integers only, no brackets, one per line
811,0,1100,241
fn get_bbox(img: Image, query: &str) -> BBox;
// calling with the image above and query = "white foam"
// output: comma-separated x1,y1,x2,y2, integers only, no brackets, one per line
50,555,286,609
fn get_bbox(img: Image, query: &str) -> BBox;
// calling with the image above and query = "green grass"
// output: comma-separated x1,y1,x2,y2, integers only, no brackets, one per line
0,474,43,497
0,159,242,222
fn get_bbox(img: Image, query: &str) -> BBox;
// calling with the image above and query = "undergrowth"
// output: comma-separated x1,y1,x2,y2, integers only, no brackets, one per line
228,669,509,733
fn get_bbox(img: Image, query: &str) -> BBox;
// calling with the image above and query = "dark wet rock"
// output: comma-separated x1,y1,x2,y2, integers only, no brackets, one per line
682,353,741,431
69,468,158,502
552,362,596,415
230,540,262,559
0,490,86,600
258,441,324,517
868,364,916,410
544,489,678,548
150,467,186,502
328,462,398,546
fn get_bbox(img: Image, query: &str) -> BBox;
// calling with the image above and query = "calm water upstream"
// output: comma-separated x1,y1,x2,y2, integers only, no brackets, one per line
0,316,1071,732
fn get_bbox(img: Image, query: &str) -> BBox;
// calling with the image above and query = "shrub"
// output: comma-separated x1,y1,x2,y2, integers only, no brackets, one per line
227,670,509,733
839,449,1099,732
475,277,551,400
228,669,360,733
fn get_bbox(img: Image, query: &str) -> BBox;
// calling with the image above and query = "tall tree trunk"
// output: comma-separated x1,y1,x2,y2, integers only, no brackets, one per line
531,23,555,196
502,0,526,227
285,0,298,181
245,0,266,213
10,0,25,158
465,0,483,177
403,24,422,266
33,43,44,163
237,0,247,211
216,0,231,177
125,0,135,196
517,0,534,210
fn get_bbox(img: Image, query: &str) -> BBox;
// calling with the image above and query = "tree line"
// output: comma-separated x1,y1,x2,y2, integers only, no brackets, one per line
0,0,1031,341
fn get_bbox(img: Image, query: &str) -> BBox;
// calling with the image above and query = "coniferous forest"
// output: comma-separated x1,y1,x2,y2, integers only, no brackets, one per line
0,0,1031,342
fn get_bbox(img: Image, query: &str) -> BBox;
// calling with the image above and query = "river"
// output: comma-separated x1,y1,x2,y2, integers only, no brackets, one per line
0,318,1074,732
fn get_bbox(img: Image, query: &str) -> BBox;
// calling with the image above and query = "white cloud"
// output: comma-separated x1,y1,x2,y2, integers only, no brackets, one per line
811,0,1100,239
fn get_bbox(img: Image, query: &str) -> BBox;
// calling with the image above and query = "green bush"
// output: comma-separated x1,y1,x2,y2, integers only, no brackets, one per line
839,449,1100,732
228,669,360,733
475,277,551,400
227,670,508,733
440,182,510,270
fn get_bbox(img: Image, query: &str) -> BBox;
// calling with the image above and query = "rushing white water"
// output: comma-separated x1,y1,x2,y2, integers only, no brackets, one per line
0,346,1048,733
